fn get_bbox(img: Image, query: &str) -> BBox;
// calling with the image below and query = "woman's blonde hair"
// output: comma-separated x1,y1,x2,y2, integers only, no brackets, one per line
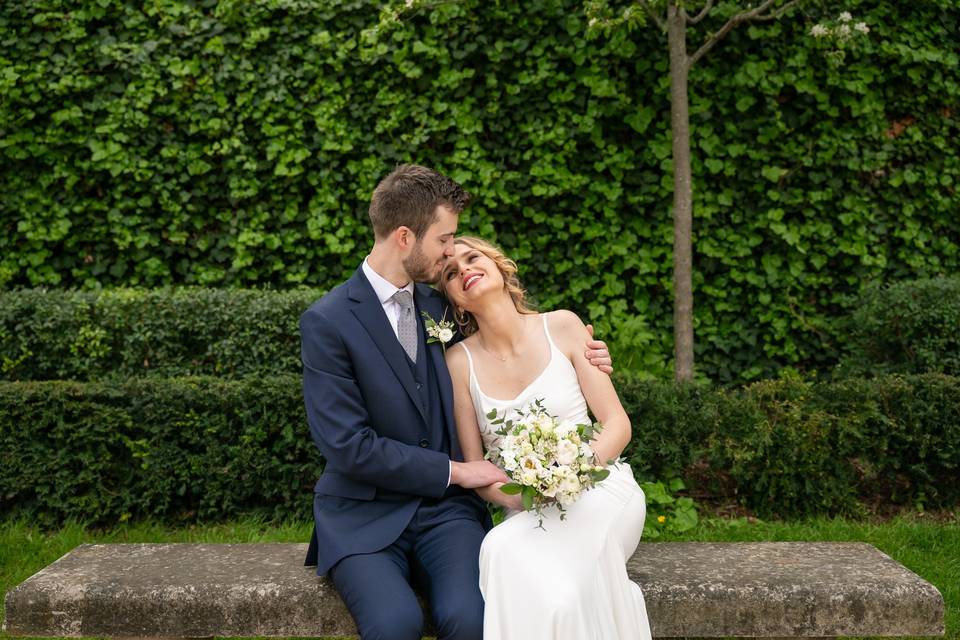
441,236,537,337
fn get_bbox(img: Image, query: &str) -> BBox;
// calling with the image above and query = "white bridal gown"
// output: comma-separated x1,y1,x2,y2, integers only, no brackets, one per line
459,314,652,640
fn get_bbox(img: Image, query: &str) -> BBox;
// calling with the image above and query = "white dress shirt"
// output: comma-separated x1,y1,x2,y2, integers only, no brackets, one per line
362,257,452,487
362,257,415,340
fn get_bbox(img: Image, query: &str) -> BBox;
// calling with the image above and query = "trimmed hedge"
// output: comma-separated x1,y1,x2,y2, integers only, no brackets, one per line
0,288,322,381
7,280,957,384
839,276,960,377
2,373,957,524
0,376,317,525
2,1,959,383
617,373,960,518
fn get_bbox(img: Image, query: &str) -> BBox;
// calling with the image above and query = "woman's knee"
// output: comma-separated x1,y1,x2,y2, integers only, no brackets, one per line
540,581,583,617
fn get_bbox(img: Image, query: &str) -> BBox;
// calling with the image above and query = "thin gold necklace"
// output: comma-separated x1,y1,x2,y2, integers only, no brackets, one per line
478,316,530,362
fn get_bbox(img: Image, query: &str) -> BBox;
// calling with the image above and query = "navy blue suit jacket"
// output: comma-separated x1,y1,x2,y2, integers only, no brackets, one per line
301,266,487,575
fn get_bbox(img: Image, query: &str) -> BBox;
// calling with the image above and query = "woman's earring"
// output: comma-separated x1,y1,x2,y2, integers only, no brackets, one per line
454,307,469,329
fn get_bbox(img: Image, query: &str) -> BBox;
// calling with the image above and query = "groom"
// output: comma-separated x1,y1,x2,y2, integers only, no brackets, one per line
301,164,612,640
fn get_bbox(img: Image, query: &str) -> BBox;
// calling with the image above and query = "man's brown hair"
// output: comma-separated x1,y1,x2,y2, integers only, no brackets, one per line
368,164,471,239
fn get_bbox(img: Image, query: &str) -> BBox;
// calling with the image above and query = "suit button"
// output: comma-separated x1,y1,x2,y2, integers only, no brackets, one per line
416,383,422,389
419,439,430,448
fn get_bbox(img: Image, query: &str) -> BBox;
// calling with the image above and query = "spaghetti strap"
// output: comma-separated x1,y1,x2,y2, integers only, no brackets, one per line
458,341,481,395
541,312,560,352
459,340,477,370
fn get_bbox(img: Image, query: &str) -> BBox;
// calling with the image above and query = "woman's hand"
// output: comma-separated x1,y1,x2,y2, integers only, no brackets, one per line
480,482,524,512
590,444,618,469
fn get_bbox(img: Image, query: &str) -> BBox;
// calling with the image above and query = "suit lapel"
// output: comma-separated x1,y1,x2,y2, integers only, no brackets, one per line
348,270,425,423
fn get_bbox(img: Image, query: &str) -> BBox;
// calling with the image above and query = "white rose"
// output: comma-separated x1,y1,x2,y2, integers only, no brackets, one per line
500,450,518,472
541,481,559,498
535,414,554,433
550,465,571,482
553,424,570,439
520,469,538,486
438,327,454,342
561,472,582,496
555,439,579,466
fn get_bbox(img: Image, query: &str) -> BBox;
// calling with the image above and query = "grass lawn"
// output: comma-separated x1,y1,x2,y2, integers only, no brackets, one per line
2,513,956,639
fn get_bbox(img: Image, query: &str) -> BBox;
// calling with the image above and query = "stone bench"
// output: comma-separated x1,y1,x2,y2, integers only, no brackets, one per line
4,542,944,639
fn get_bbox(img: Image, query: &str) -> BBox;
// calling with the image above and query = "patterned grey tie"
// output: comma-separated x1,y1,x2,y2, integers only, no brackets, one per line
392,289,418,363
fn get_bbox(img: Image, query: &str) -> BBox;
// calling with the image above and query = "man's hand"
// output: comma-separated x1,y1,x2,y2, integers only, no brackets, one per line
451,460,510,489
585,324,613,375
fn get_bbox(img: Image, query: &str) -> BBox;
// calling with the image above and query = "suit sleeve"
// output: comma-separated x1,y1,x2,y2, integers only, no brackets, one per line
300,306,450,498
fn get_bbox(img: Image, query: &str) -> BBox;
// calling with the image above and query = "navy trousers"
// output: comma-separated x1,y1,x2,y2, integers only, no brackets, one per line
329,499,486,640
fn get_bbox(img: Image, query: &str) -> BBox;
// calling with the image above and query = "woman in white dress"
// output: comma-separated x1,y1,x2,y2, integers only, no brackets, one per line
440,236,652,640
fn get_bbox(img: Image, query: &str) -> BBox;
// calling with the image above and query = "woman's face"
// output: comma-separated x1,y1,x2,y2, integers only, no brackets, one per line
441,243,505,311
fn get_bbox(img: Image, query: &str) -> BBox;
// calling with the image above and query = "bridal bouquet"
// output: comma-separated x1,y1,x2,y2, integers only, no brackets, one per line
485,399,609,524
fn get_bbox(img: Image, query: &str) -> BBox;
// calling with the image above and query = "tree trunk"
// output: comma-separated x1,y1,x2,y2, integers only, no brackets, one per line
667,2,695,382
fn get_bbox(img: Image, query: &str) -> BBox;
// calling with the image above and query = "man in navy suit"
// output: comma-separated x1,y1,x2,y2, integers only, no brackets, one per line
301,165,611,640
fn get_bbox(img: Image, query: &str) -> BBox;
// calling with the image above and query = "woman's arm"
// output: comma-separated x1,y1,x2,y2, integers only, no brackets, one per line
548,311,632,464
446,344,523,511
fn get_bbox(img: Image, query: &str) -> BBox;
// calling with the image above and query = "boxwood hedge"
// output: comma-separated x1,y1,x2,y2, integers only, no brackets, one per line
3,373,956,524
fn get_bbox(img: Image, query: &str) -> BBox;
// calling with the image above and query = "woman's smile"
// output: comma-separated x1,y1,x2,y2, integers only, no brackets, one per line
463,273,484,291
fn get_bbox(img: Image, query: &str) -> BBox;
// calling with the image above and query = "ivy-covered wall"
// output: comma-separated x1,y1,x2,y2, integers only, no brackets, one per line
2,0,958,383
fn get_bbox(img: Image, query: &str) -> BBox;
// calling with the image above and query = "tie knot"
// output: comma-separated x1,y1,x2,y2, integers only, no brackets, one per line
392,289,414,309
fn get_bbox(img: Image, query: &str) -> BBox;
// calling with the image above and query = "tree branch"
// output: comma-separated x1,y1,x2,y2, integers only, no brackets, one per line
642,0,667,32
686,0,715,25
687,0,800,70
754,0,803,21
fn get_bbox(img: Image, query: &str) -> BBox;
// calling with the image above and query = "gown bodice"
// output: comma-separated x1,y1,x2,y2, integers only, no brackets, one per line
459,313,591,454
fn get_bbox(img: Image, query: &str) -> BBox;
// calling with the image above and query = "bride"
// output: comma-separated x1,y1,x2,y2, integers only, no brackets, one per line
440,236,652,640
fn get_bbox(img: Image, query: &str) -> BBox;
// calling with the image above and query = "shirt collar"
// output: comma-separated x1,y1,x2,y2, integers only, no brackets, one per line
362,257,415,305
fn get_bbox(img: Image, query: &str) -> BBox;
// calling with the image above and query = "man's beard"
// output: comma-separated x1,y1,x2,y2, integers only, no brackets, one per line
402,240,442,283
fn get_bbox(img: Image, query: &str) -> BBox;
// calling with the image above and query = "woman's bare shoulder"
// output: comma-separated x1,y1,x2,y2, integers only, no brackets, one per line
544,309,588,338
544,310,590,358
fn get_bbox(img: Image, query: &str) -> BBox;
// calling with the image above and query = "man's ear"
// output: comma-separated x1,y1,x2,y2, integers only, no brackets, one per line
394,225,414,250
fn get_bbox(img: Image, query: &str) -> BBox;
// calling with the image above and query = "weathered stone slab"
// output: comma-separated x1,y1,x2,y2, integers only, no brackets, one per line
3,542,944,638
631,542,944,638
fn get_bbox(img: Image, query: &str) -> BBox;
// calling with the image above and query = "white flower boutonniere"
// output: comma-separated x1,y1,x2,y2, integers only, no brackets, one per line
421,309,455,351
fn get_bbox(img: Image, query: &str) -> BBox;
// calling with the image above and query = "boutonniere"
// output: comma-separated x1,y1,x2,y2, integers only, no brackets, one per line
421,308,455,351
